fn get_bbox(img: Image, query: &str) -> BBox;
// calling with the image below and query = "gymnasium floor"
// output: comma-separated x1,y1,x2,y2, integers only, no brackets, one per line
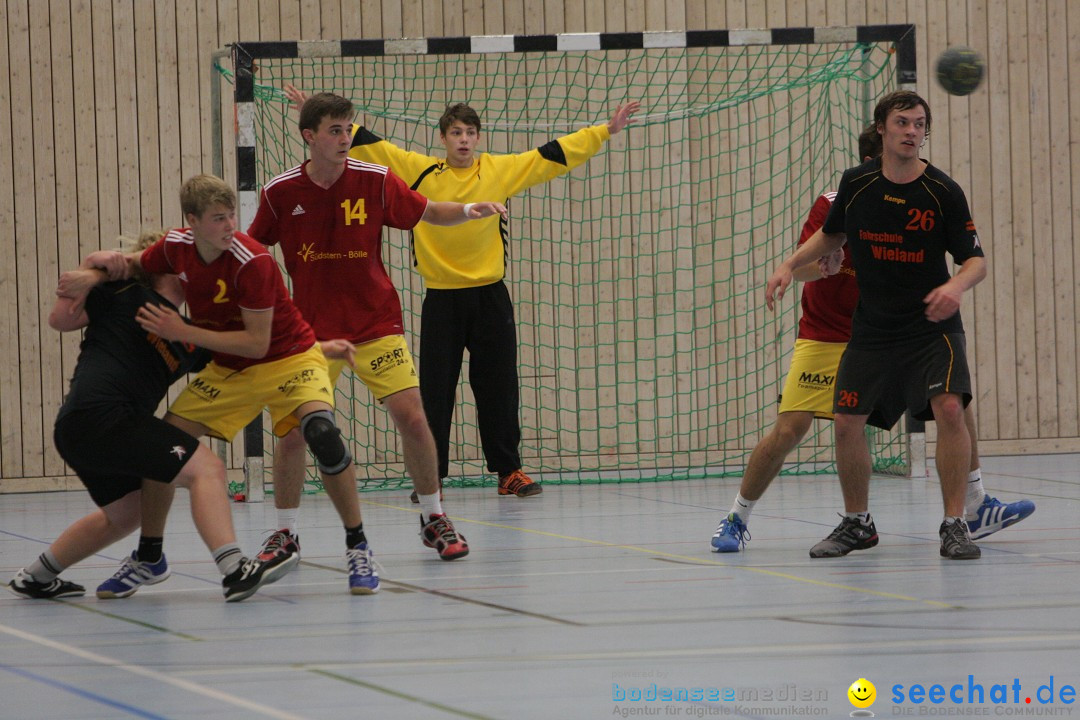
2,453,1077,720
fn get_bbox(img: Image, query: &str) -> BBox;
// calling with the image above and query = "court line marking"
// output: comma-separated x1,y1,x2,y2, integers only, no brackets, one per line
359,499,958,609
0,661,169,719
56,599,204,641
0,622,310,720
300,560,585,626
306,668,499,720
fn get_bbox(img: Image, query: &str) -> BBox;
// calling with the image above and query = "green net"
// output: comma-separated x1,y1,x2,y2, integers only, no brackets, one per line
219,39,907,494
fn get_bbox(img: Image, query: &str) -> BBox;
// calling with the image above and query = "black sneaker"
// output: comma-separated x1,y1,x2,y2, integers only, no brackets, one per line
222,553,299,602
809,515,879,558
939,518,981,560
8,569,85,599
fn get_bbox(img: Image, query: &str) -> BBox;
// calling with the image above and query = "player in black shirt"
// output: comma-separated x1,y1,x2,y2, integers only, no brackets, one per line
766,90,1002,560
8,233,297,602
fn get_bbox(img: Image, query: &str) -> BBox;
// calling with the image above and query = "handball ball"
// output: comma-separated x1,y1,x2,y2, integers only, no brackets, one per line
935,46,984,96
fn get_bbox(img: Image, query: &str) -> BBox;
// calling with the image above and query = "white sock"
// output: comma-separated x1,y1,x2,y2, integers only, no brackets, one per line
944,515,965,526
729,493,756,523
276,507,299,536
27,550,64,583
845,511,872,526
212,544,244,576
417,492,444,519
965,469,985,516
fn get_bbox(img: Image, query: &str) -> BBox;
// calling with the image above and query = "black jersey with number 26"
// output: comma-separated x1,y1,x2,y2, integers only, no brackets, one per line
57,281,209,423
822,158,984,348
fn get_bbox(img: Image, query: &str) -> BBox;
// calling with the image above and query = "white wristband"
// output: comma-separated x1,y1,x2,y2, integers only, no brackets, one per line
462,203,476,218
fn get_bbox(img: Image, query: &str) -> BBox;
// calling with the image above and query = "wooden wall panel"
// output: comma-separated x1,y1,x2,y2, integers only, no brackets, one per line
1,0,1079,491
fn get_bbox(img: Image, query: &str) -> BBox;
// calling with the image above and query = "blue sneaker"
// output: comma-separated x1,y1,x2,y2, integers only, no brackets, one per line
711,513,750,553
96,551,170,599
346,542,380,595
967,495,1035,540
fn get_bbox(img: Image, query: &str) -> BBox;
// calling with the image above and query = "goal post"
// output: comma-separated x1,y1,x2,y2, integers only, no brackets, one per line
216,24,918,498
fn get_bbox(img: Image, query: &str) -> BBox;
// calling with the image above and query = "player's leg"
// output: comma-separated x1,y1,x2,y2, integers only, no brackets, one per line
962,403,1035,539
258,428,306,561
929,392,980,559
713,340,844,552
8,485,139,600
419,288,468,482
467,281,539,497
265,346,377,594
171,440,299,601
711,411,814,553
808,346,886,558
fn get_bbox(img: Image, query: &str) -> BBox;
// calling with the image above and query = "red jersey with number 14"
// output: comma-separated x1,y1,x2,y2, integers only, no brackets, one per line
140,229,316,370
797,192,859,343
247,158,429,344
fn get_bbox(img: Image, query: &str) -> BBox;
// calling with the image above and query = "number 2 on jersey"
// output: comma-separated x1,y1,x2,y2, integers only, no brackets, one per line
341,198,367,226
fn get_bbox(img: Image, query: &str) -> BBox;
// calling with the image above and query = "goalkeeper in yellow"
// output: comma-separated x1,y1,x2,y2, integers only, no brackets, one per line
287,85,638,498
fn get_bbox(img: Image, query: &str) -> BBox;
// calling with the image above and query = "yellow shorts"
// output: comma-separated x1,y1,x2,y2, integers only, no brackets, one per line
168,344,335,440
778,338,848,419
327,334,419,402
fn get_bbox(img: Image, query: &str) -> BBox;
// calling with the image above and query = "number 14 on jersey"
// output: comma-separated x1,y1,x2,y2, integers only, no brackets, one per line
341,198,367,225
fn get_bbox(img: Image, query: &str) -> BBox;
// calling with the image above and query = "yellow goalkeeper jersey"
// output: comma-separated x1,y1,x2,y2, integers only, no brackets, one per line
349,124,611,289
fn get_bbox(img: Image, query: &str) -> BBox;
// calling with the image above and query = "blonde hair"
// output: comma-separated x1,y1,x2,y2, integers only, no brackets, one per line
119,229,165,285
179,174,236,219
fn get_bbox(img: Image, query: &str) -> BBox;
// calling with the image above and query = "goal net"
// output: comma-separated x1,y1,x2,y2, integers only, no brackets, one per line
217,27,914,494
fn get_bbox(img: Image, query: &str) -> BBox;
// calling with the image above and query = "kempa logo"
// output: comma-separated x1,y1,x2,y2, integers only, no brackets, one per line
170,445,187,460
292,204,305,215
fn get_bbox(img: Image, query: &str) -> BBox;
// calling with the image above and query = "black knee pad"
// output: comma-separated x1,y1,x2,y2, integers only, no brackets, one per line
300,410,351,475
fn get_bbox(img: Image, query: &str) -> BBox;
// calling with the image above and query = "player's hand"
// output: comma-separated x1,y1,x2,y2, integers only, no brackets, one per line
465,202,509,220
607,101,641,135
923,282,963,322
319,338,357,366
818,246,844,277
56,269,104,315
765,266,793,311
283,83,309,114
81,250,128,280
136,303,188,341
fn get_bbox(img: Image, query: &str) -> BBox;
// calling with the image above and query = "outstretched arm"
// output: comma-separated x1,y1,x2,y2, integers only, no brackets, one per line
283,83,307,114
420,200,508,226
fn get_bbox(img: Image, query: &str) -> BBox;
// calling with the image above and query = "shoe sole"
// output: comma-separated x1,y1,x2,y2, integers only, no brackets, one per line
437,546,470,561
711,544,742,553
7,583,85,600
940,549,981,559
809,536,879,558
225,554,300,603
350,584,380,595
498,485,543,497
96,568,172,599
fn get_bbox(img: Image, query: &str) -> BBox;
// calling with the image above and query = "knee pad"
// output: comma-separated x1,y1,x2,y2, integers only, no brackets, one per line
300,410,351,475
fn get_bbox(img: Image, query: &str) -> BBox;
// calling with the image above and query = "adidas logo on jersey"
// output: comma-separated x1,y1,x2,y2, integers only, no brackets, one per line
292,205,305,216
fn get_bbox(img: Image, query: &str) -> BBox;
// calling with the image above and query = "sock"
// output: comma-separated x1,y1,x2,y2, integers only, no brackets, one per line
944,515,965,526
137,536,164,564
276,507,299,536
26,550,65,583
729,493,756,524
212,544,243,577
845,511,872,526
965,469,985,516
345,524,367,549
417,491,444,519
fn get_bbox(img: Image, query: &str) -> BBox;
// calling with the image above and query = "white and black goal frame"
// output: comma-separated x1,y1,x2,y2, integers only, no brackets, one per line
212,24,921,502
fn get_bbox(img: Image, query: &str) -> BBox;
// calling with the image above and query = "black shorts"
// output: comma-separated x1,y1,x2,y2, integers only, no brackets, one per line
833,333,972,431
53,408,201,507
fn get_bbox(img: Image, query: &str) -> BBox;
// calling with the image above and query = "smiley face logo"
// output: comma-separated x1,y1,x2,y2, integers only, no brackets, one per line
848,678,876,709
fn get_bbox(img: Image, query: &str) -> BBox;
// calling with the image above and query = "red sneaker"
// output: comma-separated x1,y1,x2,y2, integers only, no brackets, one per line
498,469,543,497
420,514,469,561
257,529,300,563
